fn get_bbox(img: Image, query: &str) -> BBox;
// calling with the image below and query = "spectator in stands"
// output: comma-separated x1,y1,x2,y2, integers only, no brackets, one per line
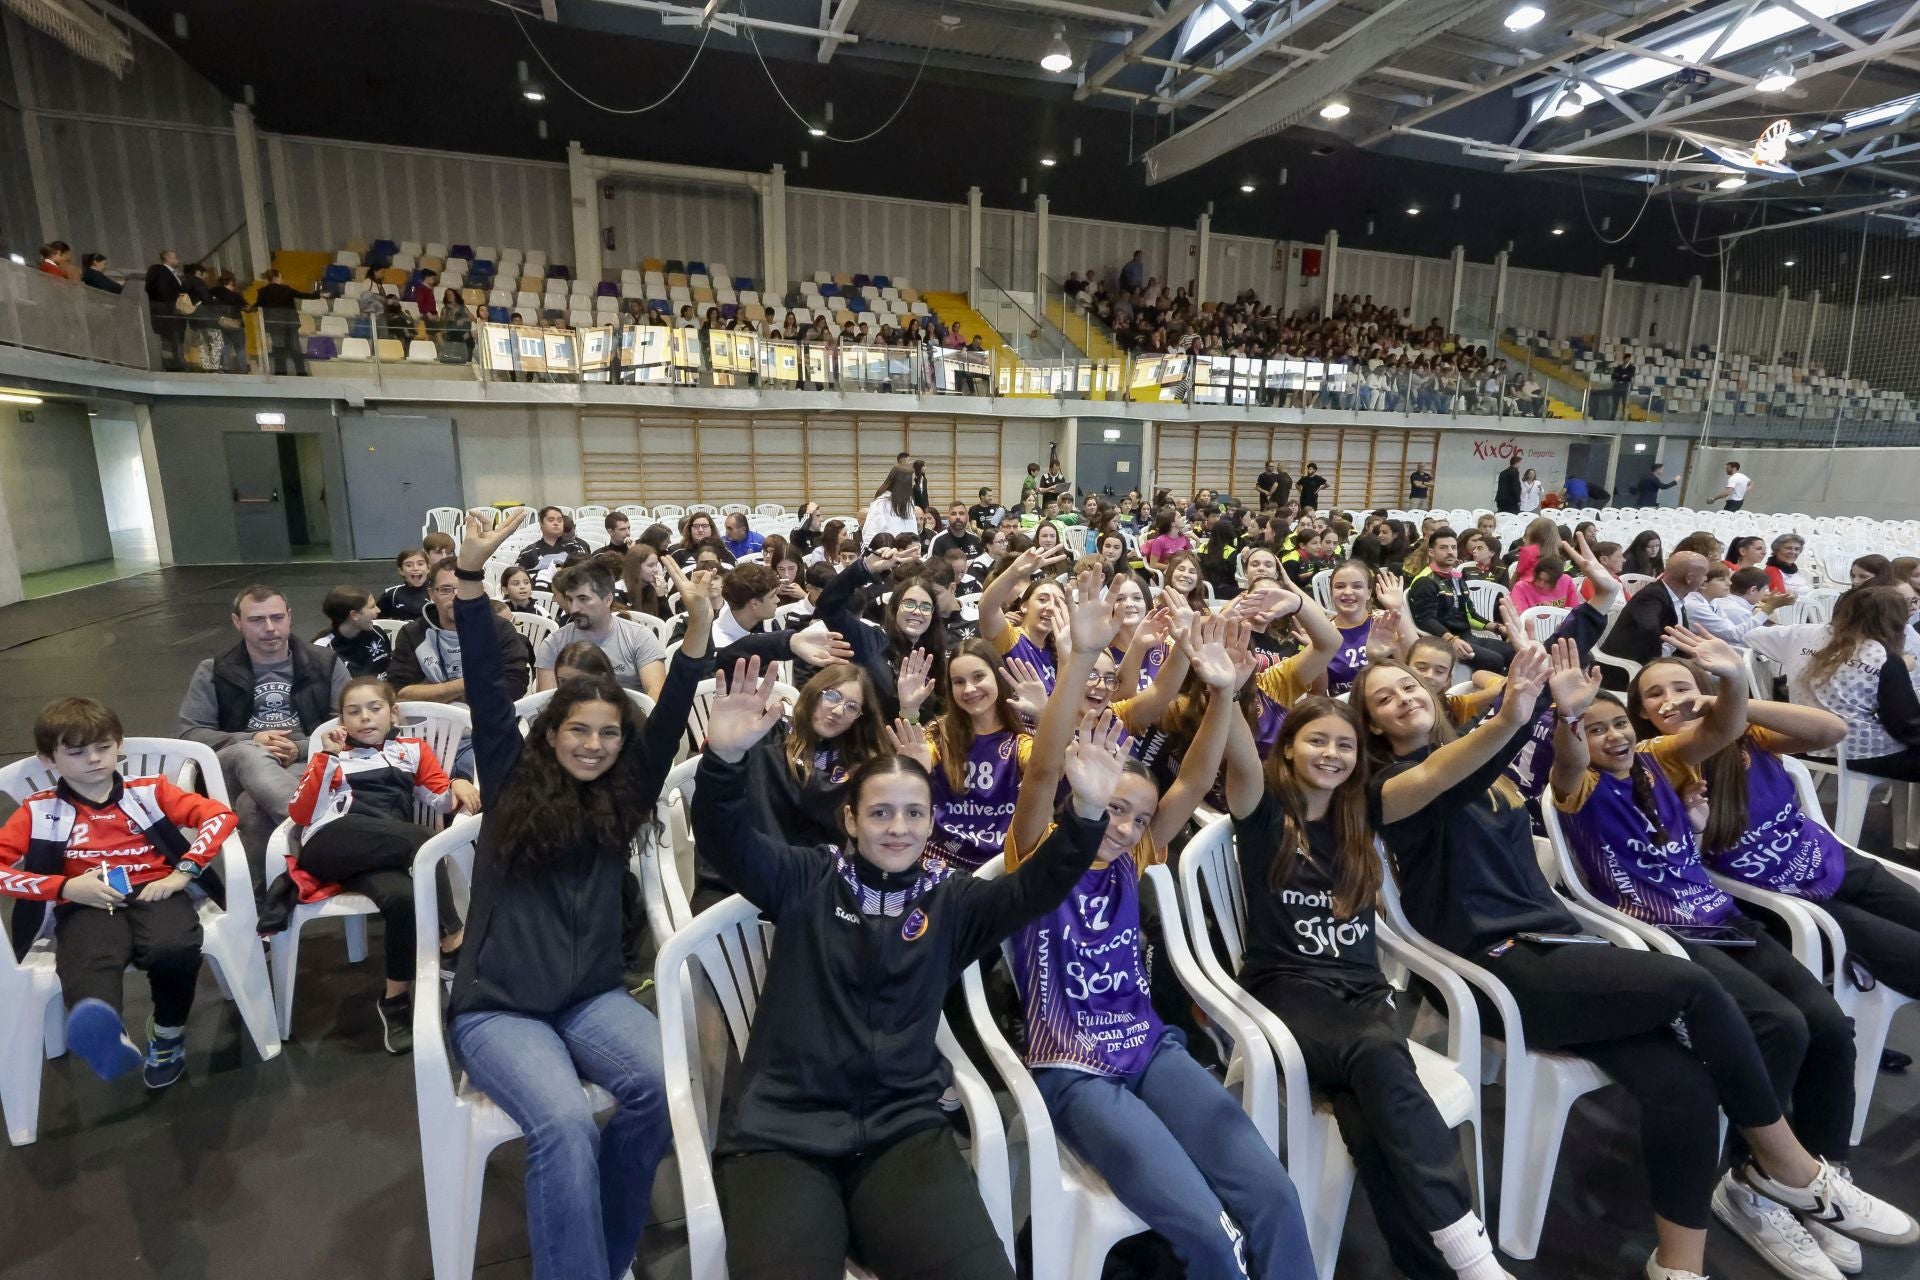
0,697,236,1091
1852,554,1893,589
207,270,249,373
602,511,631,553
436,288,474,357
1609,355,1635,419
1512,553,1579,612
1296,462,1327,512
178,584,348,889
316,586,391,677
517,507,591,581
38,241,73,279
1563,473,1590,507
1752,586,1920,782
1725,536,1767,574
931,503,981,561
379,548,432,621
1407,529,1511,673
536,561,667,698
1709,461,1753,511
1684,565,1780,646
863,466,921,543
1768,534,1809,596
80,252,119,293
1635,462,1678,508
1258,460,1291,511
716,562,783,646
144,249,190,371
1120,249,1146,293
722,512,764,560
1495,456,1522,514
410,269,439,320
671,512,719,566
252,268,318,377
1141,509,1192,570
1600,551,1708,671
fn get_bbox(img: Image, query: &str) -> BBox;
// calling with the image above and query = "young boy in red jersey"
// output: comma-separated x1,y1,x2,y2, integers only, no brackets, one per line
0,698,237,1088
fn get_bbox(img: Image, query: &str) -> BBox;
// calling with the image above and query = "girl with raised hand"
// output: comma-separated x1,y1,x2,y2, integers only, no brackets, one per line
891,637,1033,873
1224,692,1510,1280
1551,635,1915,1276
1323,563,1417,696
1001,605,1317,1280
1352,626,1915,1280
1632,658,1920,1004
979,542,1074,692
692,658,1125,1280
444,509,714,1280
1164,549,1210,611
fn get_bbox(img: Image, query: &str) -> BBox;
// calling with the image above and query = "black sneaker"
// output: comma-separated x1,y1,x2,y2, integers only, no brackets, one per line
377,993,414,1055
143,1020,187,1090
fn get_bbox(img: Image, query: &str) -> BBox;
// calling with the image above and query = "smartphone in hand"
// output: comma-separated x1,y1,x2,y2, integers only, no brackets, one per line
103,865,134,896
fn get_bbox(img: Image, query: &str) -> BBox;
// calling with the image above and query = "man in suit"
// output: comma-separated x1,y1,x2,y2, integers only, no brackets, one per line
144,249,188,371
1495,456,1522,514
253,269,320,377
1598,551,1708,683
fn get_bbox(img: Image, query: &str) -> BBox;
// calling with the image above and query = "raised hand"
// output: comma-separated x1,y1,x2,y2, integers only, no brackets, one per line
1224,617,1259,691
1566,531,1618,602
1662,625,1745,681
1501,641,1552,721
704,658,788,762
1373,570,1406,613
1068,565,1123,654
896,648,935,717
1134,606,1175,649
1062,709,1128,820
1364,609,1400,657
884,718,935,770
458,508,529,571
677,565,715,633
1157,587,1196,636
1011,544,1072,579
790,621,853,667
1182,613,1238,690
1545,636,1602,718
862,545,897,576
319,726,351,755
1228,584,1294,625
1004,655,1049,724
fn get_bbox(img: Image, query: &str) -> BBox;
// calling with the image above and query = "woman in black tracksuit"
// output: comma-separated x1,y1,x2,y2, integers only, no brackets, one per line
443,511,712,1280
691,660,1128,1280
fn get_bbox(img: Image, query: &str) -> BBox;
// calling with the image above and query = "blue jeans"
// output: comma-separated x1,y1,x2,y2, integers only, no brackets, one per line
1035,1031,1316,1280
452,989,671,1280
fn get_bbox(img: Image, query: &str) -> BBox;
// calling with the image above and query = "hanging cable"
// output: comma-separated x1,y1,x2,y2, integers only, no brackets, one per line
735,0,934,143
488,0,712,115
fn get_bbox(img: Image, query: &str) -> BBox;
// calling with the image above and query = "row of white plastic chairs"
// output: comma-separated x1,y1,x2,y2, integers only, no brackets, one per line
423,503,829,546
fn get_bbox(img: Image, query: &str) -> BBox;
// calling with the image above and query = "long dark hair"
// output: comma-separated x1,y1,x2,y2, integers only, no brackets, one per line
882,466,914,519
1807,586,1911,691
489,675,656,875
786,663,885,787
1725,535,1764,567
1587,691,1670,844
886,576,949,687
1260,698,1378,915
1623,530,1663,577
1628,657,1746,855
1350,661,1524,809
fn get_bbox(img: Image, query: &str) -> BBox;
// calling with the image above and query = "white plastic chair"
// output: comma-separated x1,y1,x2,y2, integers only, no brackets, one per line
575,504,610,525
1177,819,1482,1277
1517,605,1568,643
677,678,798,765
510,611,557,650
754,503,786,518
0,739,282,1145
961,854,1277,1279
656,892,1014,1280
1704,755,1919,1145
615,504,651,525
513,686,655,735
1309,568,1333,613
718,503,751,517
1465,579,1508,627
423,506,465,544
409,816,614,1280
1375,851,1648,1259
265,704,470,1039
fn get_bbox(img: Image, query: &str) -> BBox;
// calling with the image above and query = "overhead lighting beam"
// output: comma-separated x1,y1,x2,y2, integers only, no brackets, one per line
982,0,1158,26
1163,0,1347,105
816,0,860,60
1077,0,1214,101
585,0,855,40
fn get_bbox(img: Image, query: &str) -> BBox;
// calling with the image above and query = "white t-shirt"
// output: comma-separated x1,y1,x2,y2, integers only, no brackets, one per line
862,496,921,544
1747,624,1920,760
1725,472,1751,501
536,614,666,692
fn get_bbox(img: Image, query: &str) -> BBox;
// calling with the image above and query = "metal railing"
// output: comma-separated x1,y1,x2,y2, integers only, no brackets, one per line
1038,273,1123,360
0,258,151,369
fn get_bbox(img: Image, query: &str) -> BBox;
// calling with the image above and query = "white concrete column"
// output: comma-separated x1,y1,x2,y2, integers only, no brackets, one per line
3,11,58,239
265,133,296,252
0,409,20,605
134,403,174,567
1491,249,1510,327
1769,285,1791,362
967,186,983,285
1683,275,1703,350
1035,193,1049,288
231,104,272,274
1597,264,1615,342
762,163,787,298
1322,228,1339,310
565,142,604,291
1196,212,1212,305
1802,289,1820,363
1447,245,1465,328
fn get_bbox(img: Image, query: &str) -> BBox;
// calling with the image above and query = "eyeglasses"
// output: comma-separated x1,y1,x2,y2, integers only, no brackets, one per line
1085,672,1119,689
898,599,935,616
820,688,864,716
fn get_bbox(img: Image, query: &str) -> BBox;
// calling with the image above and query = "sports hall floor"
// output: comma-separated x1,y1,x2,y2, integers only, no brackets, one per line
0,563,1915,1280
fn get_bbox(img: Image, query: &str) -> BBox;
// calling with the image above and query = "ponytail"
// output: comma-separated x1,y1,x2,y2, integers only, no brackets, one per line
1626,754,1672,845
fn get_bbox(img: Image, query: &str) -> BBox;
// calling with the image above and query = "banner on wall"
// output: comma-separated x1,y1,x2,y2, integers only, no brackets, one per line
1430,430,1575,510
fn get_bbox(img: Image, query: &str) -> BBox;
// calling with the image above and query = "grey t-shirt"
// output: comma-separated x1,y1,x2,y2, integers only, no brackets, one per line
536,615,666,692
246,657,302,731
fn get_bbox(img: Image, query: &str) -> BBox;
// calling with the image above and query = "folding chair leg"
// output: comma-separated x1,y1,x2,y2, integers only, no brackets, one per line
270,925,302,1039
207,927,284,1062
421,1125,485,1280
345,914,370,964
1,1001,48,1146
1846,990,1898,1147
1496,1069,1578,1260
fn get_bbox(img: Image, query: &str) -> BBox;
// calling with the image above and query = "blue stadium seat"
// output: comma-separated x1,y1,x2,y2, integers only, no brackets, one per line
547,264,571,280
852,273,871,288
596,281,619,297
649,297,670,314
371,239,399,258
819,282,839,297
449,243,474,261
350,318,372,340
686,261,706,276
734,276,754,291
323,264,352,285
848,296,869,313
305,336,337,360
873,275,891,289
720,303,737,320
470,259,495,279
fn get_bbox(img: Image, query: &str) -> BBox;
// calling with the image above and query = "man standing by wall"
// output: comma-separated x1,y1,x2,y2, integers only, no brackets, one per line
1495,456,1522,514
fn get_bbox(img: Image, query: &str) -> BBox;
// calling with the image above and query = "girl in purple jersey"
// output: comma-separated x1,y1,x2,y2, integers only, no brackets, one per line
1003,582,1316,1280
980,544,1073,693
1631,658,1920,1004
891,637,1033,873
1323,561,1417,697
1550,634,1915,1276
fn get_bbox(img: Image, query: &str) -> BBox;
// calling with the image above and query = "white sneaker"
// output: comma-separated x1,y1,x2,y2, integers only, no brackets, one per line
1803,1219,1862,1276
1646,1249,1710,1279
1745,1158,1920,1246
1712,1172,1843,1280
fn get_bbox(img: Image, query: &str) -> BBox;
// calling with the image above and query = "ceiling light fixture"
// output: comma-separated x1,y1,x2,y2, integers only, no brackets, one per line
1040,24,1074,74
516,60,545,103
0,391,44,406
1715,175,1748,190
1550,226,1566,235
1551,91,1584,119
1504,4,1545,30
1240,183,1255,193
1040,155,1058,167
808,125,827,137
1756,49,1797,93
1406,204,1420,215
1319,100,1350,120
1783,257,1797,266
1882,272,1894,280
